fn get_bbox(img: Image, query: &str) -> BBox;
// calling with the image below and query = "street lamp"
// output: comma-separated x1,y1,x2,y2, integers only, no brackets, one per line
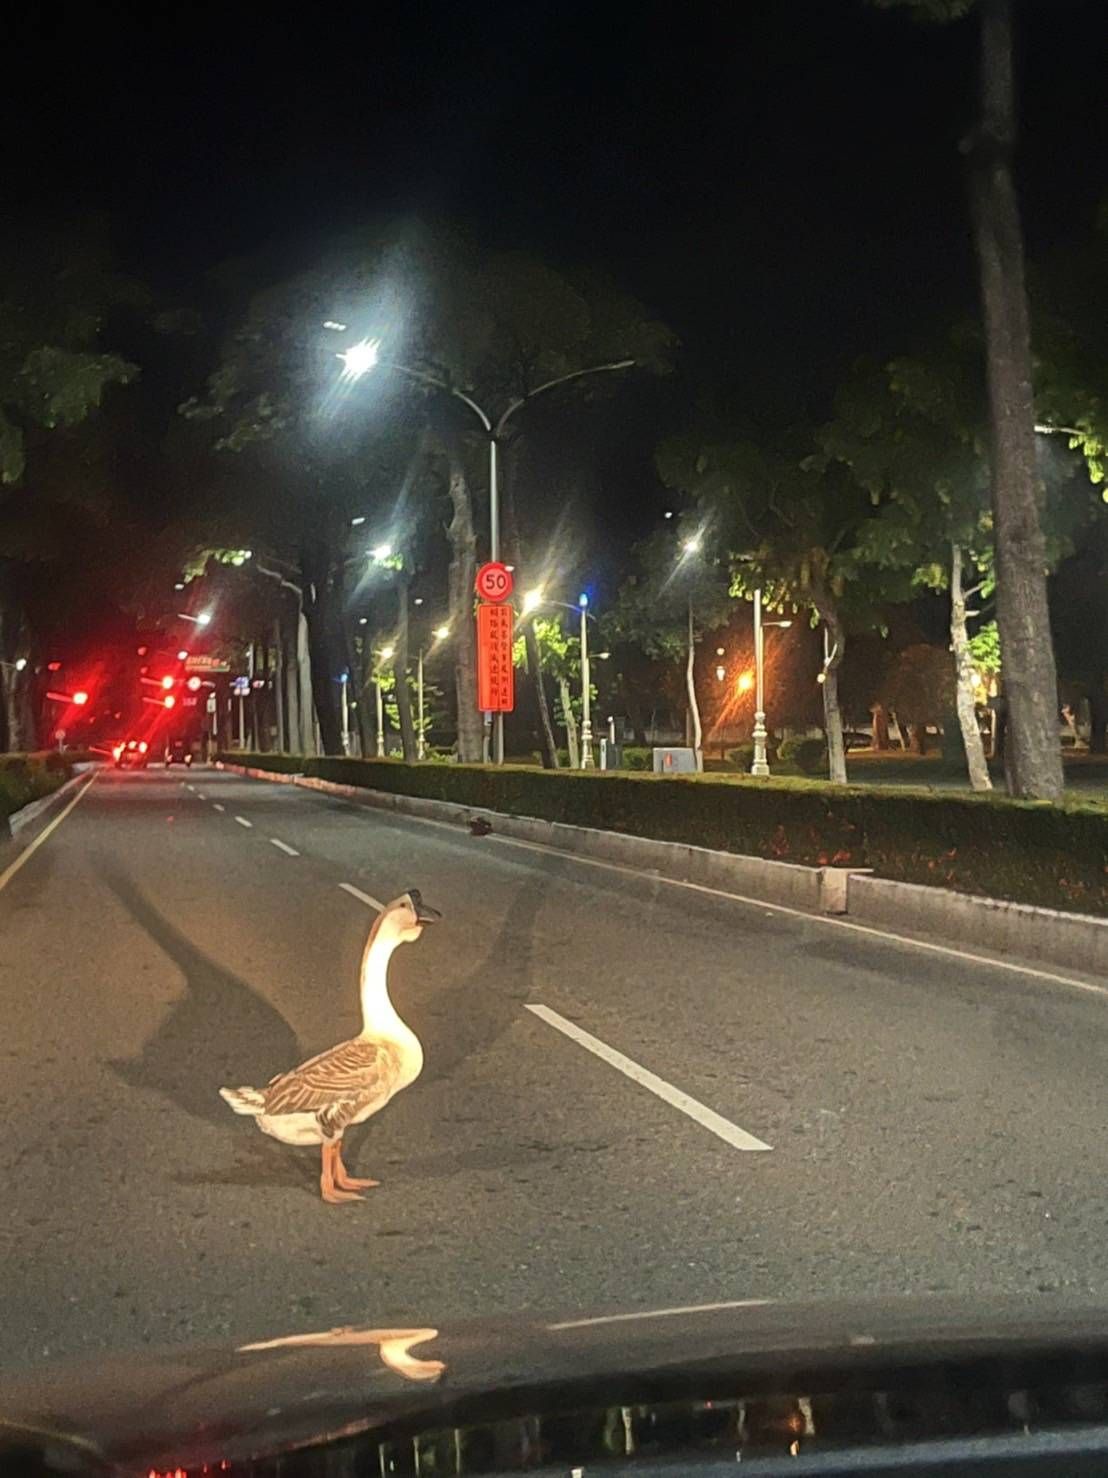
578,593,593,768
375,644,395,758
330,324,634,765
519,591,597,770
750,590,793,777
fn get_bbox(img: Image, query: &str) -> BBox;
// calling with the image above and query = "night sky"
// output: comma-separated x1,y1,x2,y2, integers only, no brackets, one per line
5,0,1106,579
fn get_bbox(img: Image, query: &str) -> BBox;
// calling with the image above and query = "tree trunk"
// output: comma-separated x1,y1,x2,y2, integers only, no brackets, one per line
525,624,561,768
558,676,580,768
1089,681,1107,755
301,538,344,756
394,574,417,762
686,597,703,771
819,603,847,783
963,0,1062,800
870,704,891,751
950,544,993,790
445,445,483,763
273,619,287,753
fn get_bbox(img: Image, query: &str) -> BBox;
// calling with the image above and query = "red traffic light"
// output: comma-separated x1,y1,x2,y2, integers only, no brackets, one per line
164,694,176,709
72,690,89,706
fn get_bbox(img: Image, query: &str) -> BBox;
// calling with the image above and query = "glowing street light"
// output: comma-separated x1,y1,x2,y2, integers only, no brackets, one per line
14,657,26,672
751,596,793,777
682,533,703,555
522,587,545,616
178,610,213,626
72,690,89,706
379,644,395,662
432,624,451,641
337,337,381,380
177,650,189,661
370,543,393,562
329,328,634,765
737,669,755,694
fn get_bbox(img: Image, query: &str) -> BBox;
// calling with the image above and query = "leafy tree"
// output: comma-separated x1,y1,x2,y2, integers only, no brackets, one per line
659,433,909,781
878,643,956,754
0,221,140,749
608,526,733,769
869,0,1062,798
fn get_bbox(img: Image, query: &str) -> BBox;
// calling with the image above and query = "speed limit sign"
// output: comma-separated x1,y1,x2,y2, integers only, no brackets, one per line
475,561,514,603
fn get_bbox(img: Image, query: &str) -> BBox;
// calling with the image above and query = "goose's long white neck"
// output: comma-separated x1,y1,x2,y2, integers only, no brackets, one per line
358,914,410,1039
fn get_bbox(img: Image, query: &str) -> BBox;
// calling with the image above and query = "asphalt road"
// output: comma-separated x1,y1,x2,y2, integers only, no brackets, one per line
2,765,1106,1373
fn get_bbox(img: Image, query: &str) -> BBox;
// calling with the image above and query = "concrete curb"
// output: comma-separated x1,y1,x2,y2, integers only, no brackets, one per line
218,762,1108,978
2,764,93,846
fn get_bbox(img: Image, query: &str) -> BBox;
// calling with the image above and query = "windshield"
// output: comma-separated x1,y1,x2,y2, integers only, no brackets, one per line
2,0,1107,1429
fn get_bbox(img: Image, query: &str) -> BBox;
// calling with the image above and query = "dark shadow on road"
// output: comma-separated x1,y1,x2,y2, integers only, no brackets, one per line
101,865,319,1194
102,865,304,1126
406,866,546,1087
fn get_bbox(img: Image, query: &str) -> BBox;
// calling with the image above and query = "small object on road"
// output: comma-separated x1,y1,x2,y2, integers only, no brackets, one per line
220,889,441,1204
468,815,493,837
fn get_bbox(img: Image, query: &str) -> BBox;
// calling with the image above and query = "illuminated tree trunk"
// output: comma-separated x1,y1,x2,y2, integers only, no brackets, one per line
445,446,483,763
950,543,992,790
301,534,344,756
815,592,847,783
963,0,1062,799
686,597,703,770
558,676,580,768
394,572,417,762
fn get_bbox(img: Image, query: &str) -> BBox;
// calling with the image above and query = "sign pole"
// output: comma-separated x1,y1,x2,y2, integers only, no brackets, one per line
489,439,504,766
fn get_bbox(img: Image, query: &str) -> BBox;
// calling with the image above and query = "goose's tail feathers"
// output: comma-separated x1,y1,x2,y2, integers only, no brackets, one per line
220,1085,266,1116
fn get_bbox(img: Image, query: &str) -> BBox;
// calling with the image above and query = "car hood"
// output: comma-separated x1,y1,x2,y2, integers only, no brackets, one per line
5,1295,1108,1474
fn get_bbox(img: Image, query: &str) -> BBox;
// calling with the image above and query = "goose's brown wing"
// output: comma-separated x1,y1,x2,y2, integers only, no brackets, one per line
262,1038,400,1117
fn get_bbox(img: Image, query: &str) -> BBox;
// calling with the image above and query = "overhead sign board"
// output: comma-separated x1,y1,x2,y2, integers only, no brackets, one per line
185,654,231,673
476,602,515,712
475,561,514,604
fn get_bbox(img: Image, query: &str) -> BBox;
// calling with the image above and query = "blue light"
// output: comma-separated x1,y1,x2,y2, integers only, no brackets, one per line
578,592,589,608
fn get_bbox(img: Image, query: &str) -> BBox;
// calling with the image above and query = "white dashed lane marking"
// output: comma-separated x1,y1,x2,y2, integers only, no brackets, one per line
234,816,253,829
269,838,299,856
525,1003,772,1153
339,882,384,911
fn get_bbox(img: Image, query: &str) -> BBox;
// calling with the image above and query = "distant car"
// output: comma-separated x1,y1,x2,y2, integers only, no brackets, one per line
113,740,149,769
165,738,193,767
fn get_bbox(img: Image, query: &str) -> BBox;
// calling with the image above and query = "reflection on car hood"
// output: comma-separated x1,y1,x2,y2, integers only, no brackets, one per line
4,1296,1108,1474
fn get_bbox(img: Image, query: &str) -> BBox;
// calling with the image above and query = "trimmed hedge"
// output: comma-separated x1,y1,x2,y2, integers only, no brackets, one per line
223,750,305,775
0,751,73,819
221,752,1108,916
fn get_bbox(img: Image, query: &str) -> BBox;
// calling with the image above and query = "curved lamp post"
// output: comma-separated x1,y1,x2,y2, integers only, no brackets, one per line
330,329,633,766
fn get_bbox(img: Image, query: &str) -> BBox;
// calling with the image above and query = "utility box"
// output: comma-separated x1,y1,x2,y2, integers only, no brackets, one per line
653,746,697,774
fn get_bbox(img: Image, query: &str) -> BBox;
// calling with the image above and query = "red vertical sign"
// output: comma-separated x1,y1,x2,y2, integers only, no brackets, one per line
477,602,515,712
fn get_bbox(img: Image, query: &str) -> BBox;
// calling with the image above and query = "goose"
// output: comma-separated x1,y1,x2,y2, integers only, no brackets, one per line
220,889,440,1203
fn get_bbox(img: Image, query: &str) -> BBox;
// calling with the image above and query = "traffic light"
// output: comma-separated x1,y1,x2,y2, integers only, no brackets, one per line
72,690,89,706
161,675,175,691
186,675,202,692
164,694,176,709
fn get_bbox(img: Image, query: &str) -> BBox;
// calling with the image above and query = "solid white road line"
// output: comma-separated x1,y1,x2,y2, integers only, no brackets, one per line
0,774,97,897
234,815,253,828
485,831,1108,1001
212,803,225,813
525,1003,772,1152
339,881,385,911
549,1299,772,1331
246,774,1106,1001
269,838,299,856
